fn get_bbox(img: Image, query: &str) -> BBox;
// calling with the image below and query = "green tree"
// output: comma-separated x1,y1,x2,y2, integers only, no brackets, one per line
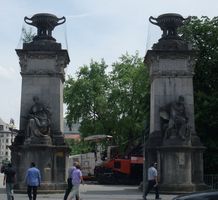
108,52,150,153
64,52,150,154
64,59,109,138
22,27,35,43
65,139,94,155
180,16,218,173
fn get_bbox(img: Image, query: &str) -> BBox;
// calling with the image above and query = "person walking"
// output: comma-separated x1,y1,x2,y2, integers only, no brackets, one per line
144,162,161,200
64,162,79,200
3,163,16,200
25,162,41,200
67,163,84,200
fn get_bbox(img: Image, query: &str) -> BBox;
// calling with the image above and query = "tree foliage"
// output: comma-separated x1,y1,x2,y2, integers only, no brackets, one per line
180,16,218,173
65,139,94,155
64,59,109,138
64,52,150,154
22,27,35,43
108,53,150,152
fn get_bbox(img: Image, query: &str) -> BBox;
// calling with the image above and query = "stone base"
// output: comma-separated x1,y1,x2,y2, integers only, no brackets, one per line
152,38,189,50
193,183,210,191
160,183,195,193
24,135,52,145
159,183,209,194
14,182,67,193
23,40,62,51
159,145,204,193
191,135,204,146
10,144,70,192
52,134,65,145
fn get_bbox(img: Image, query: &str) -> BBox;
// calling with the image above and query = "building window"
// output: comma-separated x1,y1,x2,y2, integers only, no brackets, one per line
6,139,8,143
0,125,3,130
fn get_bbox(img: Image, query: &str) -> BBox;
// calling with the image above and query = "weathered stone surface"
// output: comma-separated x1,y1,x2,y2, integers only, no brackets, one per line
145,51,196,138
10,13,70,191
144,13,207,193
16,49,69,143
10,144,69,190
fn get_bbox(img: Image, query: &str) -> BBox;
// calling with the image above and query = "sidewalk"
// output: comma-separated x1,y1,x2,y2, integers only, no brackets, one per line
0,183,177,200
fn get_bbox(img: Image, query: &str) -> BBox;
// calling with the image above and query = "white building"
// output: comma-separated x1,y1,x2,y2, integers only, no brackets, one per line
0,118,16,164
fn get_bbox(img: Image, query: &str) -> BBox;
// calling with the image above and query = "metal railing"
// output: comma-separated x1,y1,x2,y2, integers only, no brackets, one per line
204,174,218,189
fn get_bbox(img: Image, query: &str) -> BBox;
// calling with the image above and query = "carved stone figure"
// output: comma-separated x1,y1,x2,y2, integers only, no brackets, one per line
25,96,51,144
160,96,190,141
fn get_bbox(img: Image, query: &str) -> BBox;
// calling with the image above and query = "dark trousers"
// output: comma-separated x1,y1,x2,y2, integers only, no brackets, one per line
64,178,73,200
27,185,38,200
144,180,159,199
63,178,79,200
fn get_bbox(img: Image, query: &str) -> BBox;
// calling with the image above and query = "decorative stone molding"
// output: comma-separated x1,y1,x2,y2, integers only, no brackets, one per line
19,55,28,73
145,50,196,81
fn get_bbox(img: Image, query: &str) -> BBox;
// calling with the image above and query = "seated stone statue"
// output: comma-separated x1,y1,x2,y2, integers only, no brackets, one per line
25,96,51,144
160,96,190,141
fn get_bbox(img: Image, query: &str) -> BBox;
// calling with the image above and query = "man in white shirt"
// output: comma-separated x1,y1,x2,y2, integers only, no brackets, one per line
144,162,161,200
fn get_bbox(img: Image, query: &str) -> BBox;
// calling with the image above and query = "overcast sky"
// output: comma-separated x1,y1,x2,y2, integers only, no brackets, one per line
0,0,217,128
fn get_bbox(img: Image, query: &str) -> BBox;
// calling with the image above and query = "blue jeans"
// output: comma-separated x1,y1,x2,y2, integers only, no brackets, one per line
6,183,14,200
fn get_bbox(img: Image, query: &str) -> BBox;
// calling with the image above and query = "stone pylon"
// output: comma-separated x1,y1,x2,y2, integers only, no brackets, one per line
144,13,207,192
10,13,70,191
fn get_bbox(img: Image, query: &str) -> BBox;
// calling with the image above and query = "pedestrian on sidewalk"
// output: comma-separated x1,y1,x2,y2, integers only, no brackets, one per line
25,162,41,200
144,162,161,200
64,162,79,200
3,162,16,200
67,162,84,200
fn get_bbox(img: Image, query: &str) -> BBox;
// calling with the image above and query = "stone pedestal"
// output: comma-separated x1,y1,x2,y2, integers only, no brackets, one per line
10,13,70,192
144,50,207,192
11,144,69,191
144,13,207,193
159,146,194,192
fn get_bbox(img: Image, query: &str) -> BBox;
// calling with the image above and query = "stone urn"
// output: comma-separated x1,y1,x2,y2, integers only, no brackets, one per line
24,13,66,41
149,13,190,39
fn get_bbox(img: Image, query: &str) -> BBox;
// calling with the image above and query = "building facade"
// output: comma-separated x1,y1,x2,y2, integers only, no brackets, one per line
63,120,80,140
0,118,15,164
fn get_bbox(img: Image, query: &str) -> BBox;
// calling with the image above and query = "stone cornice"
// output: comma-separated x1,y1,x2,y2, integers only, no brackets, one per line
16,49,69,82
144,49,196,65
150,73,194,81
20,72,65,82
16,49,70,64
145,50,196,80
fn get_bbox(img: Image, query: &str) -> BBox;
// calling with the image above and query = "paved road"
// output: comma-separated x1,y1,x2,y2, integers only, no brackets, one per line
0,184,177,200
0,174,177,200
